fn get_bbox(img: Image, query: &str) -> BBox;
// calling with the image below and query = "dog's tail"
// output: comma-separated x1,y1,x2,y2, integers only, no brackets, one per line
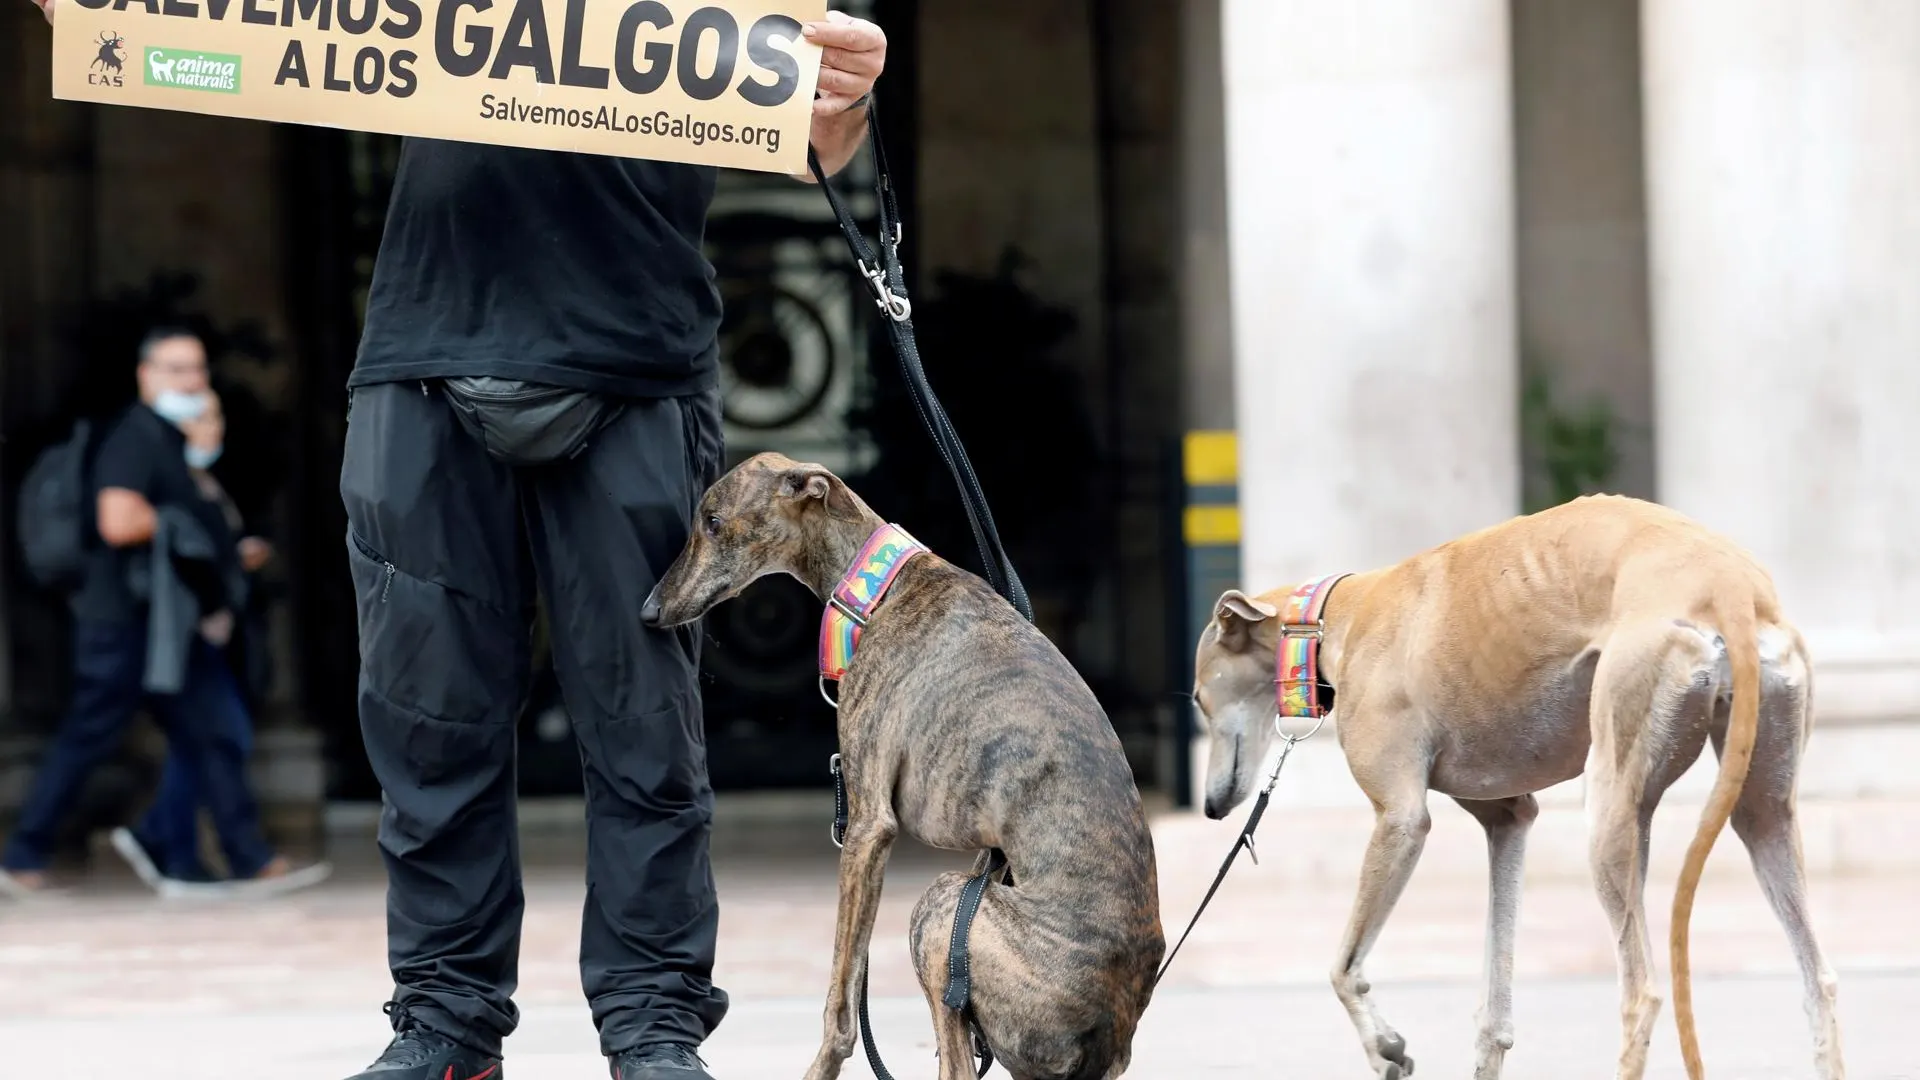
1670,596,1762,1080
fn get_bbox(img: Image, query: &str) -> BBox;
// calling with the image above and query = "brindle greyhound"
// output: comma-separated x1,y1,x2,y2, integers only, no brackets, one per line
1190,494,1843,1080
640,452,1165,1080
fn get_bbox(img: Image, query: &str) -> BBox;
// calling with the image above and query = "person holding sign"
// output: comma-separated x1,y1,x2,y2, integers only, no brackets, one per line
335,15,886,1080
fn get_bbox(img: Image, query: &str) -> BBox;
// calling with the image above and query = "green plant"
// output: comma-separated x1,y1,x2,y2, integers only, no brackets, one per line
1520,358,1620,514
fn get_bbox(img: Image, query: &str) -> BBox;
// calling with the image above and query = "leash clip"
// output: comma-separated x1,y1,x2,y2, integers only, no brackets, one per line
857,258,912,323
1258,711,1322,802
829,752,846,849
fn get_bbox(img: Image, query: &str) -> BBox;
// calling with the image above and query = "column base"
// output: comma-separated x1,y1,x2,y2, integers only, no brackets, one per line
1804,633,1920,724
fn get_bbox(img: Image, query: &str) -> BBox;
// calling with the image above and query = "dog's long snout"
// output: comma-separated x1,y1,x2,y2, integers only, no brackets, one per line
639,584,663,628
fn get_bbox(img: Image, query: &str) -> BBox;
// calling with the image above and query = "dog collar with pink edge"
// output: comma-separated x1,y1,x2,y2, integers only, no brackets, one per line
819,522,929,682
1275,573,1349,720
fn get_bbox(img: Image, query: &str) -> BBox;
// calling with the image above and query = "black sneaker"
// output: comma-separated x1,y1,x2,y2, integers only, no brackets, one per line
344,1002,502,1080
608,1043,714,1080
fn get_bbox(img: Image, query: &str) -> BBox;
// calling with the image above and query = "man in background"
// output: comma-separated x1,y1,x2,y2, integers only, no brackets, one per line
111,386,296,890
0,327,326,896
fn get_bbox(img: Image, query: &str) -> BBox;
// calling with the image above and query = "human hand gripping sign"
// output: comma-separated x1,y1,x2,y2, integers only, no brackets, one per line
803,10,886,116
799,10,886,178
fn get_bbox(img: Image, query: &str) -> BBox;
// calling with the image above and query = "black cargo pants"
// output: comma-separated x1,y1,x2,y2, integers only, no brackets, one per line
339,379,727,1058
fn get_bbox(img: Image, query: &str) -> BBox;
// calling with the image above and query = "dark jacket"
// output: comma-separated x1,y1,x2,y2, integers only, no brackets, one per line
130,506,247,695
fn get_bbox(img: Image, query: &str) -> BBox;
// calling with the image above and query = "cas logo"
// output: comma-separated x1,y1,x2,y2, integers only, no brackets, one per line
88,29,126,88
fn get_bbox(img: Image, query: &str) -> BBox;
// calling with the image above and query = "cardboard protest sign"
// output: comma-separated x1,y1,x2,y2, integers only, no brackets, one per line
50,0,828,175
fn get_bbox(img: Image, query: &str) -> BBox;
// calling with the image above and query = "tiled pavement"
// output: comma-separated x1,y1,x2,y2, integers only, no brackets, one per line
8,973,1919,1078
3,799,1917,1078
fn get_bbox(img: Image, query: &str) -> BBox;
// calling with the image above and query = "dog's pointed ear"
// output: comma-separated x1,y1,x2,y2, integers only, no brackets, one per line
778,463,850,514
1212,589,1276,652
778,465,832,502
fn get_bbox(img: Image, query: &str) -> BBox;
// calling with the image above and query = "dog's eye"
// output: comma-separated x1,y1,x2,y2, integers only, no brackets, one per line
704,514,722,537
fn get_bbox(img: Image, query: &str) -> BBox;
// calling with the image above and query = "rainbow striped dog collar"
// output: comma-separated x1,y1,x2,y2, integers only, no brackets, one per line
1275,573,1348,719
819,523,929,683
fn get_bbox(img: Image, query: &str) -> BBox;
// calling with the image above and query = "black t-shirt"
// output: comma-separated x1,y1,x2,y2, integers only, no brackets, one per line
348,139,723,399
71,404,238,626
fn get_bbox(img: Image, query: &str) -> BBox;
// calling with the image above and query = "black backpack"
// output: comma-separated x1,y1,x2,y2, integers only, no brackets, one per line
17,418,99,593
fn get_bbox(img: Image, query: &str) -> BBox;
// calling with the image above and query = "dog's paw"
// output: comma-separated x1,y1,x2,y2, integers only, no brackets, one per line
1373,1029,1414,1078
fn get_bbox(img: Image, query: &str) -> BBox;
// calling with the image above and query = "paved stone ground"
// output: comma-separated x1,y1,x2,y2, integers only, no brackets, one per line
3,808,1917,1078
7,973,1916,1079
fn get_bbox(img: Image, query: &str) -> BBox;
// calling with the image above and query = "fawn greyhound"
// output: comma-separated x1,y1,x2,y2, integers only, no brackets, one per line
1191,493,1843,1080
640,452,1165,1080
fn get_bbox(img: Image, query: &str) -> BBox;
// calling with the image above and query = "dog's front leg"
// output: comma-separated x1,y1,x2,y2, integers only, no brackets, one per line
1331,790,1430,1079
804,815,898,1080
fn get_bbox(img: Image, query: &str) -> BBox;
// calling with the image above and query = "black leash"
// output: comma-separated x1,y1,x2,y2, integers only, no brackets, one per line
939,849,1006,1078
1153,724,1316,988
807,99,1033,625
811,95,1026,1080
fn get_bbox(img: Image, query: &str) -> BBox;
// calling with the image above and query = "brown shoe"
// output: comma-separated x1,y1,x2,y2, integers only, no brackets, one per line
0,867,54,899
238,856,333,896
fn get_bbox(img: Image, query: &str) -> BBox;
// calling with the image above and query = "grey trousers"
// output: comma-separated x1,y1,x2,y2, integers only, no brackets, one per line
339,379,727,1057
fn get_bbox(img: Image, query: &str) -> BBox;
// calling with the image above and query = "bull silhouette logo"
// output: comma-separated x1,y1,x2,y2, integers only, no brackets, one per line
92,31,126,76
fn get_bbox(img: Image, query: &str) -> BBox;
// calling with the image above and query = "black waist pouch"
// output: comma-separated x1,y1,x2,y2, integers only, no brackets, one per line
438,376,626,466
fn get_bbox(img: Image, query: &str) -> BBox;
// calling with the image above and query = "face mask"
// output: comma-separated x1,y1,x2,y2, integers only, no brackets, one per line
185,444,223,470
153,389,209,425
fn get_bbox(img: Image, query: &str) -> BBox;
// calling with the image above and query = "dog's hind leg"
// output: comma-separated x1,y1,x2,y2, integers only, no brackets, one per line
912,867,1115,1080
1719,641,1844,1079
1453,793,1539,1080
1329,745,1431,1079
912,870,998,1080
1585,621,1716,1080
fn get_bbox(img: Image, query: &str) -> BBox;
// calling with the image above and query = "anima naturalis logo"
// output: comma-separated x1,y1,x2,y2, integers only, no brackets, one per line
144,47,242,95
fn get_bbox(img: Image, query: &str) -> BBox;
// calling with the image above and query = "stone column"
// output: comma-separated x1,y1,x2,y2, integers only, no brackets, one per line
1221,1,1520,590
1643,0,1920,720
